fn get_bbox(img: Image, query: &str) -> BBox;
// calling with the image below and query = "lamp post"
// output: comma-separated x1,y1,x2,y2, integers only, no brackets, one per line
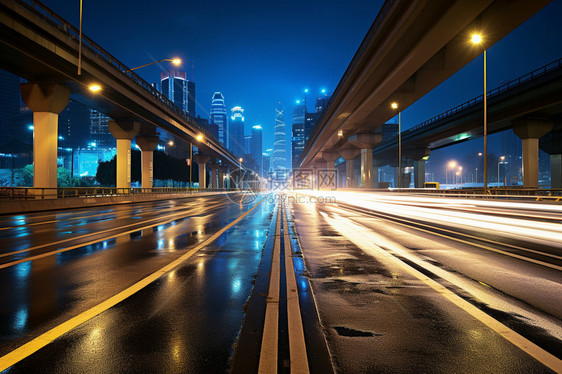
471,34,487,194
239,158,243,189
446,160,457,185
391,102,401,188
498,156,506,186
458,166,463,185
191,134,204,189
127,58,181,72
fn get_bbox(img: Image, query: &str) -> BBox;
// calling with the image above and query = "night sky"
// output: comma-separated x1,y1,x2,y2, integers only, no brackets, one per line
41,0,562,158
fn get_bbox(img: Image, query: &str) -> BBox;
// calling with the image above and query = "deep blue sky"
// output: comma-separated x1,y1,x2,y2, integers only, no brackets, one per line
42,0,383,151
42,0,562,160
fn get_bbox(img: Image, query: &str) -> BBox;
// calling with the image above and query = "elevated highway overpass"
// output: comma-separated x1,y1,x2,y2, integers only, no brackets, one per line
373,58,562,188
0,0,241,193
298,0,551,188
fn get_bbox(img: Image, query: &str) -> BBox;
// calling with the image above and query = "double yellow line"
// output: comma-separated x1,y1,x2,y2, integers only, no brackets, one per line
258,198,309,373
0,198,264,372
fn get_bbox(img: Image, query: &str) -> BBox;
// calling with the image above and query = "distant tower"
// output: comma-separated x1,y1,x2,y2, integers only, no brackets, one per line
229,106,245,156
273,103,287,173
155,70,196,116
251,125,263,175
210,92,227,145
291,101,306,169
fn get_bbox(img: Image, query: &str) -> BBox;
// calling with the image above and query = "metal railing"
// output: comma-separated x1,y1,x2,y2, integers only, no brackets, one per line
0,187,240,200
402,57,562,137
14,0,235,161
389,187,562,199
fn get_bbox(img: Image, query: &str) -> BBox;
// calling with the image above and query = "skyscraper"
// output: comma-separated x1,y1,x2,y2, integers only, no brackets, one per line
273,103,287,173
229,106,245,156
251,125,263,175
210,92,227,145
154,70,196,116
291,101,306,169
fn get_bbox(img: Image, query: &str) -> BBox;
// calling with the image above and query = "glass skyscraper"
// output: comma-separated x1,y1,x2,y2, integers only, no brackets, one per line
154,70,196,116
291,101,306,169
210,92,227,146
229,106,245,156
273,103,287,173
251,125,263,175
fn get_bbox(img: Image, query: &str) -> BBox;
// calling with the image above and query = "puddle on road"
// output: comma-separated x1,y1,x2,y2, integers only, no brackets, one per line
333,326,381,337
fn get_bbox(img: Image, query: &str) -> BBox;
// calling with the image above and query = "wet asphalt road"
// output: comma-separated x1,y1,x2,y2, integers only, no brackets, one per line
1,190,561,373
289,192,561,373
0,193,278,372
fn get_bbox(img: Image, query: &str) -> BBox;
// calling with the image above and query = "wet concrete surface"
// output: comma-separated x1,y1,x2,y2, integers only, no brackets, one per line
290,200,558,373
0,193,277,372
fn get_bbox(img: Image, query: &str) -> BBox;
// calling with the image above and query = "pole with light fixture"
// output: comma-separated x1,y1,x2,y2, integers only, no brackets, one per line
78,0,83,75
126,58,182,72
391,102,401,188
471,33,487,194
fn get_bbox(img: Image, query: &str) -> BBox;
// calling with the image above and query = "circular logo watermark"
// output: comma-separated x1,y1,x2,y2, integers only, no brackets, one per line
225,166,260,205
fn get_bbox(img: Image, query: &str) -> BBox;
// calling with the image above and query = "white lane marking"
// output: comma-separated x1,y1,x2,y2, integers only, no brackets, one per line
282,201,310,374
258,205,281,374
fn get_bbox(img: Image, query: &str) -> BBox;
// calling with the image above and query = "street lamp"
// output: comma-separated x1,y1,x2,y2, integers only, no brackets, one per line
391,102,401,188
458,166,463,185
471,33,487,194
88,84,102,92
446,160,457,184
127,58,182,72
498,156,506,186
189,134,204,189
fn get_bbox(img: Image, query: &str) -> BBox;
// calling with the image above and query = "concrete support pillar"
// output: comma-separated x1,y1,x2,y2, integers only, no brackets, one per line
360,149,373,188
513,118,553,188
211,165,219,189
339,146,361,188
108,120,140,190
135,135,159,189
193,154,211,189
347,133,382,189
521,138,540,188
551,154,561,189
414,159,425,188
218,166,224,188
20,82,70,196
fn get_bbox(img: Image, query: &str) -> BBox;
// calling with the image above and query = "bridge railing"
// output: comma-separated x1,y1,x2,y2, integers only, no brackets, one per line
17,0,228,157
0,187,242,200
402,57,562,137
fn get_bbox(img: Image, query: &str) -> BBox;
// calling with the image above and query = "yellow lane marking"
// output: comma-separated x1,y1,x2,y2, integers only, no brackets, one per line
322,213,562,373
0,197,264,372
0,200,228,263
333,203,562,271
258,203,281,374
282,200,310,374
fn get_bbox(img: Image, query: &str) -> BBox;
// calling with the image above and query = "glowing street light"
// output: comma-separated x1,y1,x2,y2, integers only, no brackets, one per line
88,84,101,92
498,156,507,186
446,160,457,184
168,140,174,146
391,102,401,188
471,32,488,194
